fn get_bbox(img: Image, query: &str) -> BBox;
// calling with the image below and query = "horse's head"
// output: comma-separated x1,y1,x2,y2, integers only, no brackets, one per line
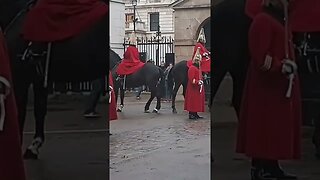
109,49,121,70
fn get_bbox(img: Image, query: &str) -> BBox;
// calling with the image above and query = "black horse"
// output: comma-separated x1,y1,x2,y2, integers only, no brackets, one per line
1,0,108,159
211,0,320,158
109,49,164,113
211,0,251,117
167,60,187,113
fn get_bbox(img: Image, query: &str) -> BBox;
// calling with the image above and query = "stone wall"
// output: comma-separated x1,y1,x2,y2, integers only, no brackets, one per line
173,0,210,62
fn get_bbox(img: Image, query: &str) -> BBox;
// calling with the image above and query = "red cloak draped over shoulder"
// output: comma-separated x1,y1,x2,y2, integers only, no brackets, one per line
116,46,145,75
22,0,108,42
0,30,26,180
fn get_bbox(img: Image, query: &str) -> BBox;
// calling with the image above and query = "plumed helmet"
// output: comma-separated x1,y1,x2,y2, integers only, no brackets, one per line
193,47,202,63
128,32,137,46
197,28,206,44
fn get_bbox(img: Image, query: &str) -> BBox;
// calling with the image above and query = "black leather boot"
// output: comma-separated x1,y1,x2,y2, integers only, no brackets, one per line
251,159,273,180
251,167,273,180
189,113,197,120
263,161,297,179
195,113,204,119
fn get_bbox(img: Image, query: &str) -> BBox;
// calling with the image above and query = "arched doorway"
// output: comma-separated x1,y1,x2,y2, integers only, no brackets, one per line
196,17,211,51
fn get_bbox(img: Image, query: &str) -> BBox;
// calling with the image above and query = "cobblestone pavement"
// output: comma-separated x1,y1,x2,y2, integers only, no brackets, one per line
110,94,211,180
24,94,107,180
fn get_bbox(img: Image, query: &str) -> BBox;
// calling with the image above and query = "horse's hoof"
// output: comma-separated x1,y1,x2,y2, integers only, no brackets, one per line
23,149,38,160
144,110,150,113
117,109,122,112
172,109,177,114
152,109,159,113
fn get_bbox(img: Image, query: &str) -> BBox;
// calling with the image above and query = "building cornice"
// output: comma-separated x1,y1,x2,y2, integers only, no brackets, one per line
173,4,211,9
110,0,125,4
125,4,173,9
169,0,184,7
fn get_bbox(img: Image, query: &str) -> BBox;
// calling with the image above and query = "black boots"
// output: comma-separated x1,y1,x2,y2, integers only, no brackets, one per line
251,167,273,180
189,113,197,119
189,112,203,120
251,159,273,180
263,160,297,179
251,159,297,180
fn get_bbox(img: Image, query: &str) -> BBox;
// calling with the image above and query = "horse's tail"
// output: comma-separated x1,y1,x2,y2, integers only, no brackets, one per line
166,66,174,93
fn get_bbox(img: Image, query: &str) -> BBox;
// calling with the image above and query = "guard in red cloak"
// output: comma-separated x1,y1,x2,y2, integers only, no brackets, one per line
187,28,211,73
0,28,26,180
22,0,108,42
116,33,145,76
184,48,205,120
236,1,301,179
108,71,117,121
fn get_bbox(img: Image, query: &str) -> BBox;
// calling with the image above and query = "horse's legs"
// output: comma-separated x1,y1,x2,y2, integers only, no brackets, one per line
117,84,125,112
33,78,48,140
155,94,161,112
171,82,181,113
120,86,125,107
23,77,48,160
211,65,228,108
114,81,119,103
155,83,162,112
182,81,187,97
145,88,156,113
14,76,30,143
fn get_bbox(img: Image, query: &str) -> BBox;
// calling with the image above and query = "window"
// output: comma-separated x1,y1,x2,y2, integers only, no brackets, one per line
125,13,134,23
150,12,159,31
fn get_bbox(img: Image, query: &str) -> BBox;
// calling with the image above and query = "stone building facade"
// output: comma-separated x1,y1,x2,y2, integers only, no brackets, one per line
171,0,211,62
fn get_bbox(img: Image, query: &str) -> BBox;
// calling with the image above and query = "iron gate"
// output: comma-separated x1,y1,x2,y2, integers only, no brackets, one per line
123,35,174,66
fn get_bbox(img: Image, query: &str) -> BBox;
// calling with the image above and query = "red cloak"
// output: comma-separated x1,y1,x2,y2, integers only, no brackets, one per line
187,42,211,73
108,71,117,121
245,0,320,32
236,13,301,160
0,30,26,180
184,64,205,113
116,46,145,75
22,0,108,42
